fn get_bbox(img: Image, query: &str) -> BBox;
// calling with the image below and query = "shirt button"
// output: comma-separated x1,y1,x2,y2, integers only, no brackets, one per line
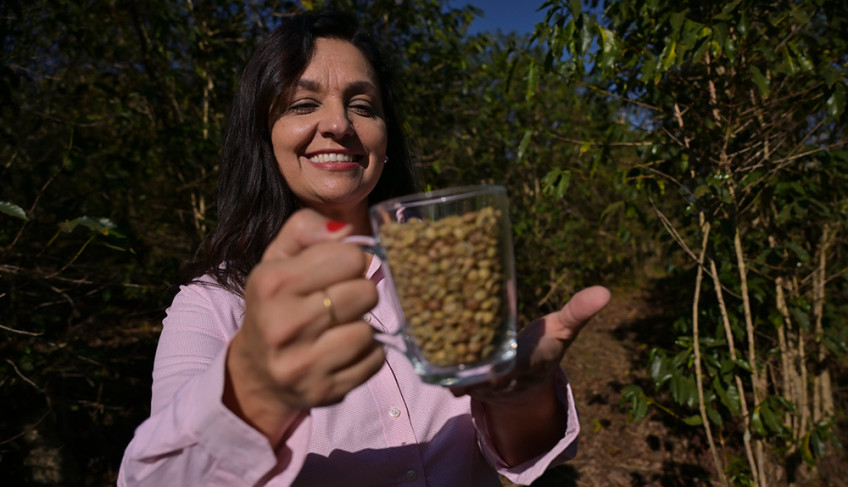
364,314,372,323
389,406,401,418
405,469,417,481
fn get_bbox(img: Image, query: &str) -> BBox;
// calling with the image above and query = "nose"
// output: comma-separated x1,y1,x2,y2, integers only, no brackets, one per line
318,103,354,139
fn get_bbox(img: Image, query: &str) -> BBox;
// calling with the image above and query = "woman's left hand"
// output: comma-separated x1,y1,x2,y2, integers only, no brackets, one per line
451,285,611,402
450,285,610,466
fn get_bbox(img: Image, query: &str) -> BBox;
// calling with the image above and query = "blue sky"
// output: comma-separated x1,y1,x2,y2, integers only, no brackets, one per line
453,0,548,35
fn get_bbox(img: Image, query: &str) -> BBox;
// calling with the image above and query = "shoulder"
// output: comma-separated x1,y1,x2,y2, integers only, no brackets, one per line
164,275,246,332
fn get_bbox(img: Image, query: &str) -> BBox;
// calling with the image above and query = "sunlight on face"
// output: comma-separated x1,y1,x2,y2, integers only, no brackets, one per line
271,38,388,219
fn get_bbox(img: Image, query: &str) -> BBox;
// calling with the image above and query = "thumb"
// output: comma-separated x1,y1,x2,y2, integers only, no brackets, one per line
547,285,611,347
261,209,352,262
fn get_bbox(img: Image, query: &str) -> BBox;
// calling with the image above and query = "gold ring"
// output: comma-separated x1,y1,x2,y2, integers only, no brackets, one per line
322,291,337,325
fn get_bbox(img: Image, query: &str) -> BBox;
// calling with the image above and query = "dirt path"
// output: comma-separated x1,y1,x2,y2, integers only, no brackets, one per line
502,286,716,486
559,286,715,486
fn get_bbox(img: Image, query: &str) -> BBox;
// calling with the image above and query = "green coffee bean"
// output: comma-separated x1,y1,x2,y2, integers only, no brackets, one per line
381,206,508,367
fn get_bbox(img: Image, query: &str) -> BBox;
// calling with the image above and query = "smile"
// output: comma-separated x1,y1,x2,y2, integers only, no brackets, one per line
309,153,359,163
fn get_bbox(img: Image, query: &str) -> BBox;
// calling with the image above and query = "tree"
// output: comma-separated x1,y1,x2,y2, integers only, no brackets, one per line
535,0,848,484
1,0,297,483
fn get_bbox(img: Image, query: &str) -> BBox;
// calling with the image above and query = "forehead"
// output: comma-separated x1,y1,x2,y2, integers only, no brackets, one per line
300,38,378,85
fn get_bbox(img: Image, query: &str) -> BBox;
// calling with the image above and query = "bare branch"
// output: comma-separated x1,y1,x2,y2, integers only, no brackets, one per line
5,359,42,392
0,323,44,336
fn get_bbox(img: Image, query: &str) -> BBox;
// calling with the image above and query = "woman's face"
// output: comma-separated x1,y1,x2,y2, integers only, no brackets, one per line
271,38,387,217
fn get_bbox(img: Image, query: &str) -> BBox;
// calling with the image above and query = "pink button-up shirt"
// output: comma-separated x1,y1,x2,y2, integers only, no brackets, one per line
118,257,580,486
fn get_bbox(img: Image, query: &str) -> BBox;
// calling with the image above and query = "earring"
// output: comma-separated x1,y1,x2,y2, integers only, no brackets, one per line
384,155,389,164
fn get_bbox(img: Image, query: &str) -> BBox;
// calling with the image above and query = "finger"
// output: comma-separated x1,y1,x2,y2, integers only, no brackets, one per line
316,320,385,375
513,285,611,368
300,321,386,406
298,279,379,342
319,279,379,325
276,240,369,296
251,278,377,345
261,209,352,262
548,285,611,344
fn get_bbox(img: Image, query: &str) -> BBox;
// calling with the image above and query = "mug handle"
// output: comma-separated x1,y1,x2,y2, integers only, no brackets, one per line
343,235,408,354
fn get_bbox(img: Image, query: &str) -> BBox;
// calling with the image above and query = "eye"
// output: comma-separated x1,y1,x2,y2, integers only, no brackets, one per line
287,100,318,115
349,102,376,117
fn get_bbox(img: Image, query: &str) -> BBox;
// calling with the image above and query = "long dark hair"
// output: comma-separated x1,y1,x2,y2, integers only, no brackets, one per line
186,12,417,294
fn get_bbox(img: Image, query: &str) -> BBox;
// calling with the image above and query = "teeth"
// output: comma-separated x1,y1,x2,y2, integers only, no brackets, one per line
310,153,356,163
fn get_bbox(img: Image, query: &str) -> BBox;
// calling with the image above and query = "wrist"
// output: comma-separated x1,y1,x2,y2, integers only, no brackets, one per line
480,375,567,466
224,334,305,447
484,374,560,419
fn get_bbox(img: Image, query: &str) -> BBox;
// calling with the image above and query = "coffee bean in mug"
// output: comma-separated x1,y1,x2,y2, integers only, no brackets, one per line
346,185,517,387
380,207,505,367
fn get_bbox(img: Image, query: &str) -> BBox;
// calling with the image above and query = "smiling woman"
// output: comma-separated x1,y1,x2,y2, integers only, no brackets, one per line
117,10,609,487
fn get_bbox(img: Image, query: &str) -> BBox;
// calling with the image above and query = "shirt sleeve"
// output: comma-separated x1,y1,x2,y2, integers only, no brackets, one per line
117,282,313,486
470,368,579,486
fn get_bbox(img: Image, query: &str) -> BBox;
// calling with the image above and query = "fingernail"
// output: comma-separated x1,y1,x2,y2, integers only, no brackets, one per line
326,220,347,232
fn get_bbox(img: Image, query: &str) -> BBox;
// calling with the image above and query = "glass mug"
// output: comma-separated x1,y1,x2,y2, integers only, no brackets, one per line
348,185,517,387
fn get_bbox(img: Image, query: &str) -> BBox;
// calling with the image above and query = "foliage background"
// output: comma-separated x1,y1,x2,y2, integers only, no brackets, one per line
1,0,845,485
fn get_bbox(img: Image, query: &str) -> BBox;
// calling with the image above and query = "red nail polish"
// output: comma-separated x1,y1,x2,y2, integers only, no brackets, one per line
326,220,346,232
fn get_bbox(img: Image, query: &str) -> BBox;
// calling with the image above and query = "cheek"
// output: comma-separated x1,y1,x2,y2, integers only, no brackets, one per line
271,121,312,160
364,121,388,151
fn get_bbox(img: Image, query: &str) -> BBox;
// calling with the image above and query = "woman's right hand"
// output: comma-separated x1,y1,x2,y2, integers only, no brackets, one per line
223,209,385,446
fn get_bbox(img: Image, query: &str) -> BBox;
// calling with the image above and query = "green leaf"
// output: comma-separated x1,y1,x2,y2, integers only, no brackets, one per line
801,431,817,465
525,59,539,102
670,11,686,36
0,201,29,221
600,200,624,221
713,377,741,415
749,66,770,98
641,57,657,84
782,49,800,75
737,11,750,36
682,415,702,426
788,43,814,72
597,27,622,72
827,83,846,119
724,383,742,415
619,385,648,421
760,400,784,435
752,407,767,436
650,353,672,386
632,398,648,421
822,65,840,88
706,403,723,426
579,14,593,55
810,429,826,458
670,374,695,406
658,40,677,72
718,0,744,18
713,22,729,52
541,168,571,200
785,241,810,262
517,130,532,164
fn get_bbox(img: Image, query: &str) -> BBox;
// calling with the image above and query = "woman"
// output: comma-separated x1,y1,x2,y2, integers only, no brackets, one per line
119,11,610,486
